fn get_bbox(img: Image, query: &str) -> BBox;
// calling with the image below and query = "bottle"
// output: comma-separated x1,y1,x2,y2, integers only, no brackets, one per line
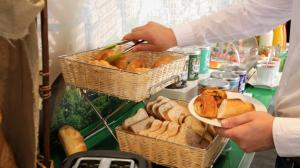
259,30,273,47
273,24,285,51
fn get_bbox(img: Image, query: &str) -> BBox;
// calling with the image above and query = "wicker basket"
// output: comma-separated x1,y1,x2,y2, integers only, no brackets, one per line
59,48,187,102
116,127,228,168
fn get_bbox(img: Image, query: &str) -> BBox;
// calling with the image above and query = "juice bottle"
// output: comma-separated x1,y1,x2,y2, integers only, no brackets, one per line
273,24,286,51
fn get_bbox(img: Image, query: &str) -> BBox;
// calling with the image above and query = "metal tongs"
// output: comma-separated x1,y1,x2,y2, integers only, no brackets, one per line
102,40,145,63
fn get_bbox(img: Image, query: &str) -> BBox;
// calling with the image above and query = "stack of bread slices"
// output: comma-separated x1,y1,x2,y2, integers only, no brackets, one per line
122,96,217,148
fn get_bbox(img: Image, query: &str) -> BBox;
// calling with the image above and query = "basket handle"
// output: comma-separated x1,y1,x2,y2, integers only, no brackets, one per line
149,75,181,95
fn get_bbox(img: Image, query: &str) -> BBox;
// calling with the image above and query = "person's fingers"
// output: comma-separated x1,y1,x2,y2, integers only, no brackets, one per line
123,31,152,42
132,26,146,32
217,123,251,140
216,127,236,138
132,43,157,52
221,112,254,128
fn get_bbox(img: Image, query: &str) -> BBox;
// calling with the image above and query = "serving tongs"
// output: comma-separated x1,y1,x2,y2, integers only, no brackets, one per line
103,40,145,63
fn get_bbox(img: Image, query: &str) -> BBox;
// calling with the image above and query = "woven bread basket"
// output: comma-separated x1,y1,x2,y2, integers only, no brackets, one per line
59,48,187,102
116,127,227,168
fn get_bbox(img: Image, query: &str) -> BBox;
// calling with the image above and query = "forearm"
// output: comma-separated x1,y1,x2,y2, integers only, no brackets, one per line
273,117,300,157
173,0,292,46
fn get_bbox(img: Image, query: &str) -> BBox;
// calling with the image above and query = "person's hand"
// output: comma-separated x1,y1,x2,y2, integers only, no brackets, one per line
216,111,275,153
123,21,177,52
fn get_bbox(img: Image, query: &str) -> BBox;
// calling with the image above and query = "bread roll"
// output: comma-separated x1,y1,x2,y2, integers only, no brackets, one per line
131,68,150,73
88,60,117,69
127,59,145,71
194,94,218,118
95,49,115,60
152,56,175,68
139,119,163,136
111,56,129,70
129,116,155,134
217,99,255,119
122,108,149,130
58,125,87,156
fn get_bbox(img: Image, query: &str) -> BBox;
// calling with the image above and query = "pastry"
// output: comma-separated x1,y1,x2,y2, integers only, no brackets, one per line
193,94,218,118
58,125,87,156
202,89,227,107
217,99,255,119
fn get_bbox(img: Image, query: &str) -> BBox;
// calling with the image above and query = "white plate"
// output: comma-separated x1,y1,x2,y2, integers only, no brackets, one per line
188,92,267,127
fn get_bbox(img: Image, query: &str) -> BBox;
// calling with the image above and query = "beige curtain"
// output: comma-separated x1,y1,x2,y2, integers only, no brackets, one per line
0,0,44,167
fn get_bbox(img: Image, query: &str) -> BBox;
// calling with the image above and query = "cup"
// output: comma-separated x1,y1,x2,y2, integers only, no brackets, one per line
256,63,277,86
257,59,280,74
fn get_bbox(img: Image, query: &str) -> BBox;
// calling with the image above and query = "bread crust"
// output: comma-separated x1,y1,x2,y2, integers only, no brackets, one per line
217,98,255,119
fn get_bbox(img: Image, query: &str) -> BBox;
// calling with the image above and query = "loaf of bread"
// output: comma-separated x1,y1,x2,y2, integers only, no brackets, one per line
172,124,202,148
58,125,87,156
122,108,149,130
217,99,255,119
183,116,213,143
194,94,218,118
208,125,217,137
139,119,162,136
129,116,155,134
88,60,118,69
148,121,169,138
178,115,186,125
164,106,182,122
156,122,180,141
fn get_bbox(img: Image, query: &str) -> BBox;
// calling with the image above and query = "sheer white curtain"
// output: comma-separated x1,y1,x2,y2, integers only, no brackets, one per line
45,0,242,83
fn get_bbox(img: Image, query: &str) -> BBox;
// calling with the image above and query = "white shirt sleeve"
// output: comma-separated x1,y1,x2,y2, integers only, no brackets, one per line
273,117,300,157
172,0,292,46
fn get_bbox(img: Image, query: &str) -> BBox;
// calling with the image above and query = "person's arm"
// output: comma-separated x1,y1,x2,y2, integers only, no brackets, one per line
123,0,292,51
273,117,300,157
173,0,292,46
